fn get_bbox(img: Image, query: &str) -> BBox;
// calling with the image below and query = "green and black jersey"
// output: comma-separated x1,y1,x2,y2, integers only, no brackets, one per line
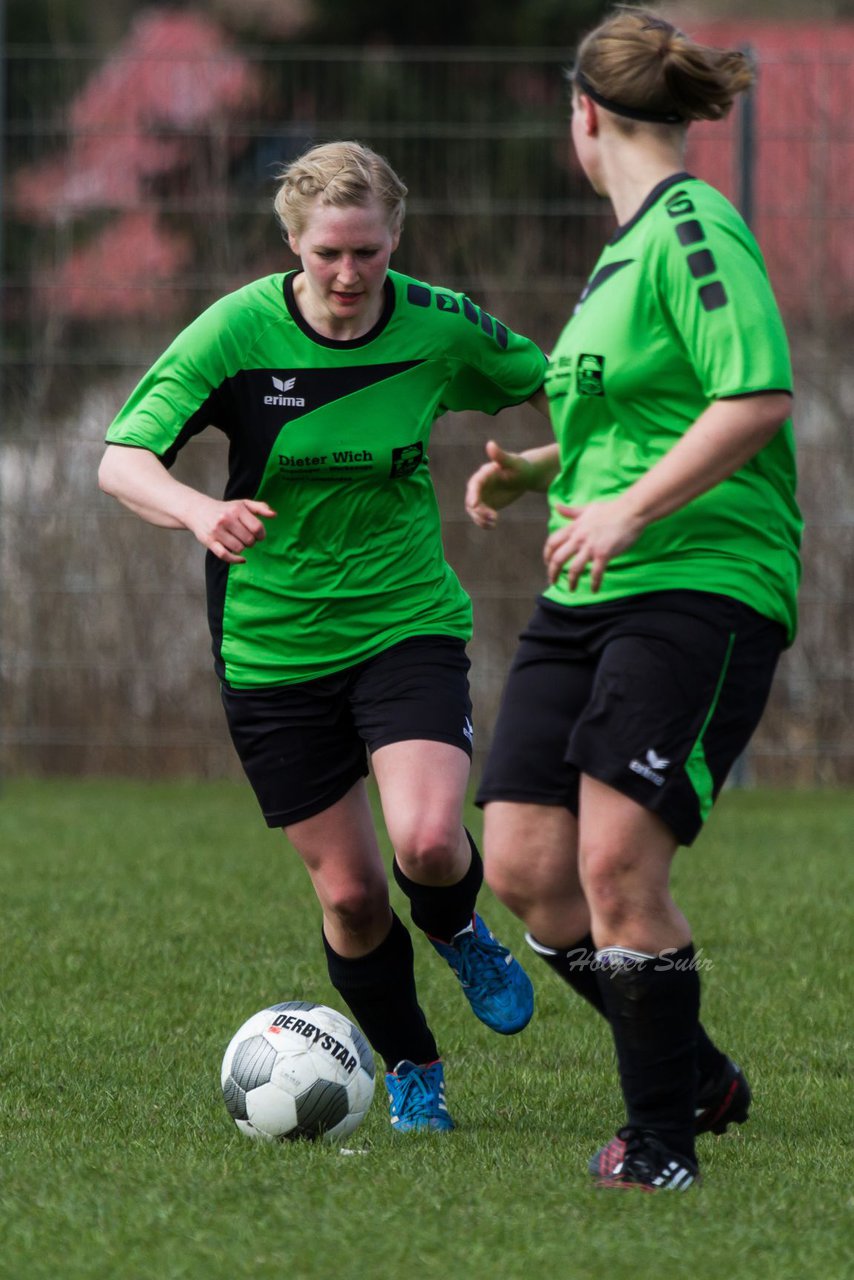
107,269,547,687
544,173,801,641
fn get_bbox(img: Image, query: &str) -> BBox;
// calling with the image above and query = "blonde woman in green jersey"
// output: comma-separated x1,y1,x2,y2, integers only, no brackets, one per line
100,141,546,1133
466,9,800,1190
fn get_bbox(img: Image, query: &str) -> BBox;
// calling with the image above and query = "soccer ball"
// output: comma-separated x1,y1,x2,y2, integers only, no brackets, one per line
221,1000,375,1142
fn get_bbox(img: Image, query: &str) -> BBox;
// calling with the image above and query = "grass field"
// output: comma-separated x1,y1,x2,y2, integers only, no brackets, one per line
0,779,851,1280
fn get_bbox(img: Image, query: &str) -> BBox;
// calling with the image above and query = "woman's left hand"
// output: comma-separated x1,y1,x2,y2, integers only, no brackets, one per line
543,498,644,592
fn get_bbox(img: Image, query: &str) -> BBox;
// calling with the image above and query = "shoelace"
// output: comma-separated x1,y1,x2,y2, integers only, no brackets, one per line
455,933,511,996
391,1069,437,1119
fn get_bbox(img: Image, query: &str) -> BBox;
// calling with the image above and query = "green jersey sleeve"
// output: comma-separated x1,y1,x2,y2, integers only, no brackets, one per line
654,191,792,401
429,291,547,413
105,291,255,462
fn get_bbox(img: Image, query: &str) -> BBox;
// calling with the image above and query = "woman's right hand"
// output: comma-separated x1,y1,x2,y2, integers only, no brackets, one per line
183,495,277,564
98,445,276,563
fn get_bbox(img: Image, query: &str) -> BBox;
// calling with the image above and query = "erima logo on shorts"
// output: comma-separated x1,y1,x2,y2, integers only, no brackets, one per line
265,374,306,407
463,716,474,744
628,748,670,787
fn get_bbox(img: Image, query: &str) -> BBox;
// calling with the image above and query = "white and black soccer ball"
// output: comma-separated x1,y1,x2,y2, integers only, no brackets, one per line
221,1001,375,1142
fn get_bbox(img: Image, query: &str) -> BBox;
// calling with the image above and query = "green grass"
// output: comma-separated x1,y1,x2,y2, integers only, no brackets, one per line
0,780,851,1279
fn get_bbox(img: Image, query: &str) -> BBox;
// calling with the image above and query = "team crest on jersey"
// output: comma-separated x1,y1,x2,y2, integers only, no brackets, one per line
390,442,423,478
577,354,605,396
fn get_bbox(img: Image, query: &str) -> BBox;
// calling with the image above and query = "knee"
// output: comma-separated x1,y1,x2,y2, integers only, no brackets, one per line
484,842,561,922
580,847,644,930
394,823,462,884
323,874,388,933
484,847,527,914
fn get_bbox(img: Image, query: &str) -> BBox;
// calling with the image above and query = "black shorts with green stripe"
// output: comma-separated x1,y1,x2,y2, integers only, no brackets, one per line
476,590,785,846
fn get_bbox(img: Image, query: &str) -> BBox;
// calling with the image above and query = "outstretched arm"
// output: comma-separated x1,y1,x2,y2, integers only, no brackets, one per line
465,439,560,530
98,444,276,564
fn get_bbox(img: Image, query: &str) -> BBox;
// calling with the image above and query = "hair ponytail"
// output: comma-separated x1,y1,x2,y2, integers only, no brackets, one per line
574,7,754,125
662,38,753,121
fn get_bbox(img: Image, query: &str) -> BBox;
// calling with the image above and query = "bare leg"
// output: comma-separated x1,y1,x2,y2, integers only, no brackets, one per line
285,778,437,1070
371,738,472,884
374,740,533,1034
483,799,589,945
577,775,688,954
576,776,698,1164
284,779,390,957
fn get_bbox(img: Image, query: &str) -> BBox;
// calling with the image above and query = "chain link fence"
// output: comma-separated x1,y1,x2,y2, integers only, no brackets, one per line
2,31,853,784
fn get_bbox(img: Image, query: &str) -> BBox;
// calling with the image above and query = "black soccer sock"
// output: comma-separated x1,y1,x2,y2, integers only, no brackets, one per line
528,931,727,1089
392,829,483,942
322,912,438,1071
526,931,607,1011
594,943,701,1162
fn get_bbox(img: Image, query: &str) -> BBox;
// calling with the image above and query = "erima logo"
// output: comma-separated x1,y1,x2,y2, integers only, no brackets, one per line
265,374,305,407
463,716,474,744
628,748,671,787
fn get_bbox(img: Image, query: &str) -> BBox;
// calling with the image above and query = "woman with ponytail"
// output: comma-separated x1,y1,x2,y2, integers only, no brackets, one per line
466,8,801,1190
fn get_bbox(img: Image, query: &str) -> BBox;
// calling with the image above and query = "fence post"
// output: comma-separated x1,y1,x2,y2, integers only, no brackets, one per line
729,44,757,790
736,44,756,228
0,0,6,794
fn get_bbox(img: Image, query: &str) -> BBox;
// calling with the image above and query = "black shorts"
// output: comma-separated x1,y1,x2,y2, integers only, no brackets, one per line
476,592,786,846
221,636,473,828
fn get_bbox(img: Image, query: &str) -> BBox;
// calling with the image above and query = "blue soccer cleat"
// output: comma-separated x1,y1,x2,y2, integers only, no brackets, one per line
428,913,534,1035
385,1059,455,1133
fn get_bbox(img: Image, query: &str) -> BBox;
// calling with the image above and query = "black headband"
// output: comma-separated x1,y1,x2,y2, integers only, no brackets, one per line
575,70,685,124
